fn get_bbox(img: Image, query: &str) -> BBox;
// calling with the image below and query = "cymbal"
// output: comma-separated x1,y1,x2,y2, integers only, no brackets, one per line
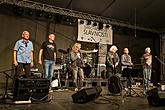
58,49,67,54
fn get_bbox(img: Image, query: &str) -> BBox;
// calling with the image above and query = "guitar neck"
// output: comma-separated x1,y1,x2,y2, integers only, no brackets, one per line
112,58,116,74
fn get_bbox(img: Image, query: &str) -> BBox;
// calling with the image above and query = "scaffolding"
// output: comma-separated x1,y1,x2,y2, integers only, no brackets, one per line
0,0,159,33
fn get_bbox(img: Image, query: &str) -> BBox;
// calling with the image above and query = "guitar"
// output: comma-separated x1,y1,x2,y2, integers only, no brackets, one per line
108,58,122,94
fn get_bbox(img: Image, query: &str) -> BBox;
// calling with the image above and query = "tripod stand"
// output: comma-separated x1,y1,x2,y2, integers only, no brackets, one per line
122,68,140,97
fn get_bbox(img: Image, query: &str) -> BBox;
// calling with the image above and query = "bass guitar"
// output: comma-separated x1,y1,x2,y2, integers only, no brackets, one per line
108,58,122,94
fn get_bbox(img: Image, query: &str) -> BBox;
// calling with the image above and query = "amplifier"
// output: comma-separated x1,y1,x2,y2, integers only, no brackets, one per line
13,78,50,101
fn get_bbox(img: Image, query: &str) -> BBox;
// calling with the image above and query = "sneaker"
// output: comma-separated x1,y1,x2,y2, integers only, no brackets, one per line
49,88,53,93
74,88,78,92
124,88,128,91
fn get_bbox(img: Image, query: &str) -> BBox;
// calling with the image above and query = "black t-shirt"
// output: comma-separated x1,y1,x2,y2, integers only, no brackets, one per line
41,41,57,61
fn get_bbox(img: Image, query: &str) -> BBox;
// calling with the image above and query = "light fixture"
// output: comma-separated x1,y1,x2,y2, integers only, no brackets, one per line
27,10,33,16
80,20,84,24
105,24,110,29
93,22,97,26
36,10,43,17
14,6,24,16
46,13,53,19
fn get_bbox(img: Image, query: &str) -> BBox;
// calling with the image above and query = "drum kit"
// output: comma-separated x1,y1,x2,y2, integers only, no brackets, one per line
56,48,98,78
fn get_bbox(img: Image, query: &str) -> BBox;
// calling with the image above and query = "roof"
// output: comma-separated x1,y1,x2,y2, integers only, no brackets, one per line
2,0,165,32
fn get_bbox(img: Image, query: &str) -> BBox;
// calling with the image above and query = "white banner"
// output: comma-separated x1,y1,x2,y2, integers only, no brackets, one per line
77,19,113,44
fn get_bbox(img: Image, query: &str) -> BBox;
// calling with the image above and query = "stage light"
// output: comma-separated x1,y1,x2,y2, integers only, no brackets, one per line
70,17,76,23
27,10,33,16
65,16,70,22
93,22,97,26
14,6,24,16
80,20,84,24
106,24,110,28
36,10,43,17
46,13,53,19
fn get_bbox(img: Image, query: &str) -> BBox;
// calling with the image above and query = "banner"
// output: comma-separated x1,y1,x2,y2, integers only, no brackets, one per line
77,19,113,44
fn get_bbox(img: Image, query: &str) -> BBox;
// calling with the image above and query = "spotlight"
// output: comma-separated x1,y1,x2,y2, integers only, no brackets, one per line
27,10,33,16
65,16,70,22
36,10,43,17
14,6,24,16
46,13,53,19
80,20,84,24
70,17,76,23
105,24,110,28
93,22,97,26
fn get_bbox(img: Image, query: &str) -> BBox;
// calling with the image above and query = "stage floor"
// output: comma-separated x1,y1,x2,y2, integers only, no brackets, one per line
0,86,165,110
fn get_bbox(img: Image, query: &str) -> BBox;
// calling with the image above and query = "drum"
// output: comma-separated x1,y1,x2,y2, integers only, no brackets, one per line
83,63,91,77
54,64,62,70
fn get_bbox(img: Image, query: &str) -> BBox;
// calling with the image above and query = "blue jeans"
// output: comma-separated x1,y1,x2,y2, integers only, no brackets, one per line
143,68,151,93
43,59,55,81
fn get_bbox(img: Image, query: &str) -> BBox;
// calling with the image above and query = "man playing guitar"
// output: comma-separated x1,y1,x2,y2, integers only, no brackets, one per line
141,47,152,95
106,45,122,94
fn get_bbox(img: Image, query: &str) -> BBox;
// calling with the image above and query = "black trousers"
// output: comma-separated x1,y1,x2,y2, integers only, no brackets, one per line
13,63,31,91
15,63,31,78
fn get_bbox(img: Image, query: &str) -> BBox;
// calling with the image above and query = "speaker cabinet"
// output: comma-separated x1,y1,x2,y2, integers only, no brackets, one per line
147,88,165,106
72,86,102,103
13,78,50,102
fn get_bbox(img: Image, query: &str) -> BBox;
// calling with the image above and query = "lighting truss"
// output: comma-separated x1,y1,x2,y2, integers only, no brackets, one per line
0,0,159,33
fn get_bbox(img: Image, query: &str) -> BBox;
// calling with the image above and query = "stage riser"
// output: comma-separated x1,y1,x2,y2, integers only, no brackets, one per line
60,78,108,88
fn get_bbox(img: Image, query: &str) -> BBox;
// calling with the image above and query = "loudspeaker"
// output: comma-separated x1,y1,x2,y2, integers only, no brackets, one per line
13,78,50,102
146,88,165,106
72,86,102,103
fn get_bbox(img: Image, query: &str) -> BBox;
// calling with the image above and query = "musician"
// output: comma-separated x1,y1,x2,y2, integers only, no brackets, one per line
121,48,133,91
13,31,34,78
141,47,152,95
38,34,57,84
70,43,84,91
106,45,120,78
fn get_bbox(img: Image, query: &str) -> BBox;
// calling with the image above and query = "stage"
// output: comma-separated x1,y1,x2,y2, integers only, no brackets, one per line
0,84,165,110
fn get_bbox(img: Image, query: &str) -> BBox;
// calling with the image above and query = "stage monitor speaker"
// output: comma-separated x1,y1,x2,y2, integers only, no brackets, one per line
72,86,102,103
13,78,50,102
146,88,165,106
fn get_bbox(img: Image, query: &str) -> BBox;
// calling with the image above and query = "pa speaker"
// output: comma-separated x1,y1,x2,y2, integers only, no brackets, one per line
72,86,102,103
13,78,50,102
146,88,165,106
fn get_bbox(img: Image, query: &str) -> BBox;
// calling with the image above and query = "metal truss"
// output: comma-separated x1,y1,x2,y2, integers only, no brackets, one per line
0,0,159,33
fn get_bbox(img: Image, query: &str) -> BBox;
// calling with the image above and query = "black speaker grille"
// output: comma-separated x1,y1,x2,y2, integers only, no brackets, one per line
13,78,50,101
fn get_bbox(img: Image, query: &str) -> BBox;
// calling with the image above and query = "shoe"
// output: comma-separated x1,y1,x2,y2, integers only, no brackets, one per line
74,88,78,92
124,88,128,91
49,88,53,93
143,92,146,97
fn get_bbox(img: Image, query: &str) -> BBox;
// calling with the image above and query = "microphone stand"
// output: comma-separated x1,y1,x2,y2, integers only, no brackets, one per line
91,37,100,78
155,56,165,83
155,56,165,65
0,68,14,102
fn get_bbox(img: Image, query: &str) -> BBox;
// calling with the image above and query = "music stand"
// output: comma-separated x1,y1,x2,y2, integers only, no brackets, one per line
122,68,140,97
